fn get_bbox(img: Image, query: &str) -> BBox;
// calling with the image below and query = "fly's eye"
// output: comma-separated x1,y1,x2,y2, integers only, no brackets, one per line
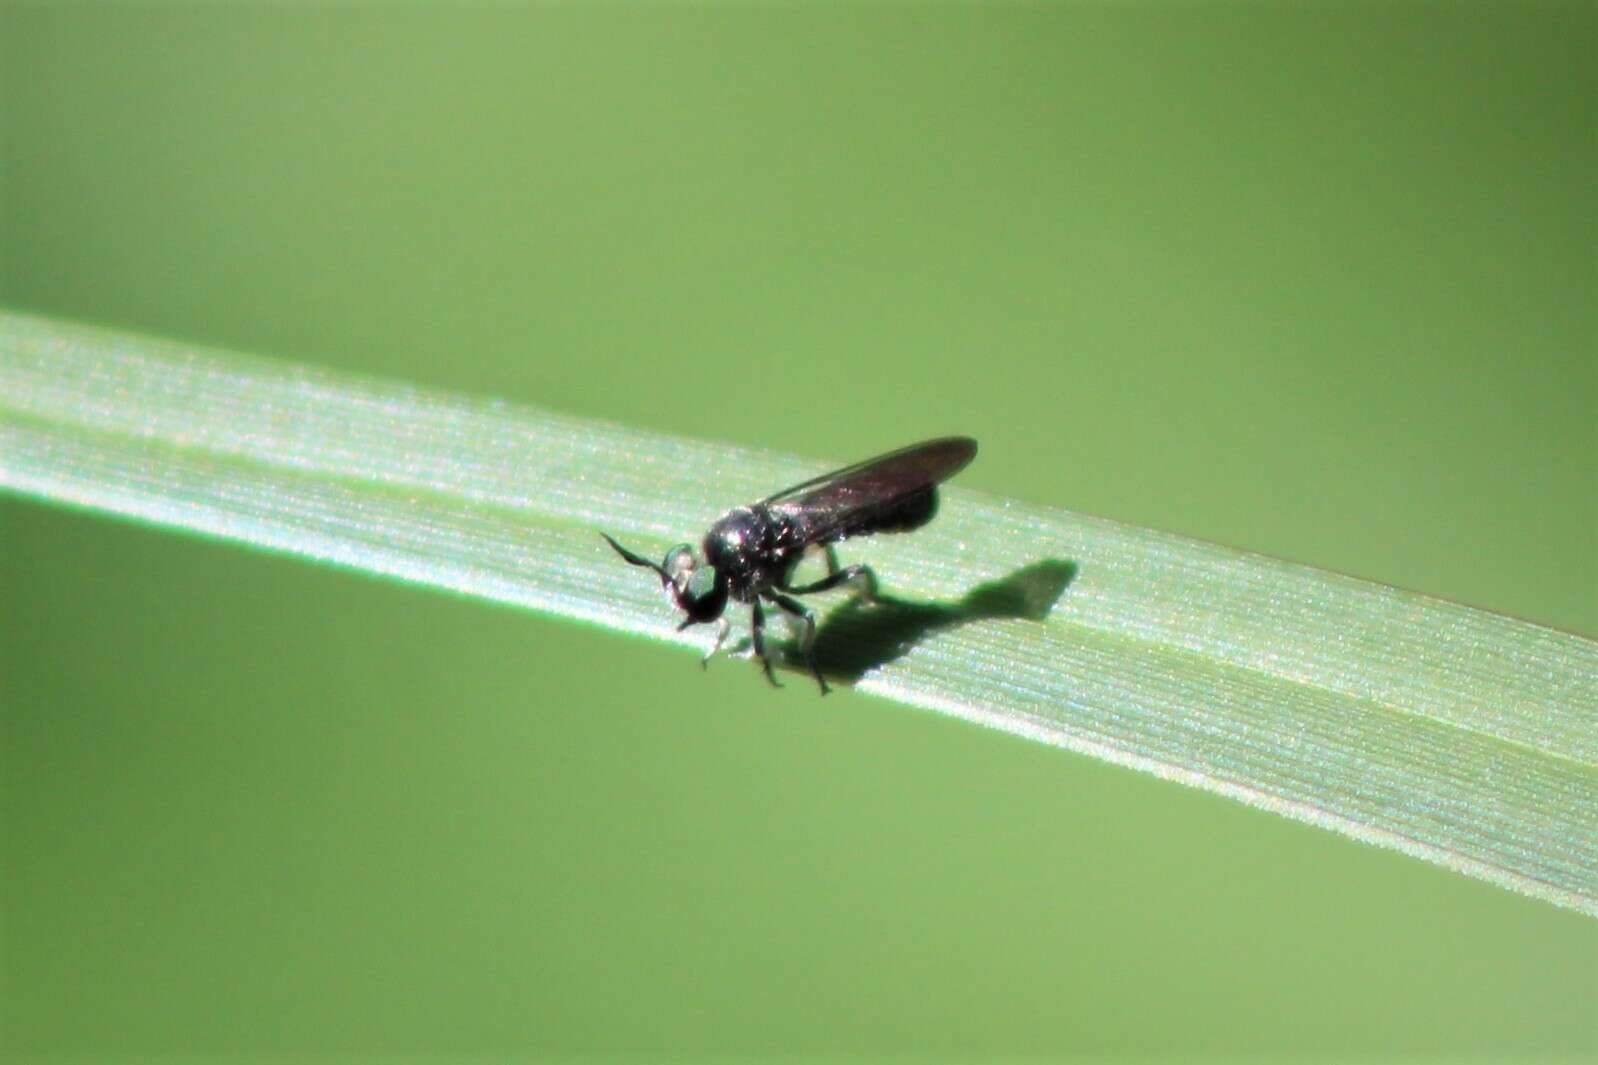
662,544,697,592
684,564,718,602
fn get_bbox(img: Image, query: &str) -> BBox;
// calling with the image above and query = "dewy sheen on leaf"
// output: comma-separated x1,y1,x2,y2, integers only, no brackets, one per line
2,311,1595,916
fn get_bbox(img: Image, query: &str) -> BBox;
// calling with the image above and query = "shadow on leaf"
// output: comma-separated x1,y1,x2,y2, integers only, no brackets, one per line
804,559,1078,684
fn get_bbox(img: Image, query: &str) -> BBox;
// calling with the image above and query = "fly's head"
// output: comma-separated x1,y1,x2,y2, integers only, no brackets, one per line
603,533,729,627
661,543,729,624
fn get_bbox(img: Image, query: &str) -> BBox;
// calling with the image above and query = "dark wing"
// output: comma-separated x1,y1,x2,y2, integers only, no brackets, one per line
764,436,977,545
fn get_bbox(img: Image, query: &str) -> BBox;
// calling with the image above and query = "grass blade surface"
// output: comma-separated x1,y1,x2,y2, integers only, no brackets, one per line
3,311,1594,916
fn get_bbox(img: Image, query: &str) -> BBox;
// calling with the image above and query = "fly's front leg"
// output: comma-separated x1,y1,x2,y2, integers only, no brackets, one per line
751,599,780,688
767,591,828,695
781,563,879,604
700,616,730,669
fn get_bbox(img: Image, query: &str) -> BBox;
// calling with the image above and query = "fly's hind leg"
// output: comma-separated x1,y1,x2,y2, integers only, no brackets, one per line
767,591,828,695
782,563,879,604
751,599,780,688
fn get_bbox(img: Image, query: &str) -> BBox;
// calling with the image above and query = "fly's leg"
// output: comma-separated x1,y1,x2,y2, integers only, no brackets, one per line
767,591,828,695
782,563,879,604
795,543,845,582
751,599,780,688
700,616,730,670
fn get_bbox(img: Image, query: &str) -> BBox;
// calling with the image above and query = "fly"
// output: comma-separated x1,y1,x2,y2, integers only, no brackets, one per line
603,436,977,694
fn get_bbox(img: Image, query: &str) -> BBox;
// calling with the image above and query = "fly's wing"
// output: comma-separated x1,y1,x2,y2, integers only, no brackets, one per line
763,436,977,546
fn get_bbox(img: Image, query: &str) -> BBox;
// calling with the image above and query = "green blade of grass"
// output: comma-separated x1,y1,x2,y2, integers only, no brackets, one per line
3,310,1594,915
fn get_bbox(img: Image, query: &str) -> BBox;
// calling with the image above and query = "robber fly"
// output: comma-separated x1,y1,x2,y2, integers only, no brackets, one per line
603,436,977,694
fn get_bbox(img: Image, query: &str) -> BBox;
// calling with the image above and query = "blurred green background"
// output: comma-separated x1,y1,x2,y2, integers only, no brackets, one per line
3,3,1594,1060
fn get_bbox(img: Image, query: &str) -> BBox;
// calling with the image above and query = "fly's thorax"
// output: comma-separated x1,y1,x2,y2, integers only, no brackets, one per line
703,505,790,597
702,506,759,566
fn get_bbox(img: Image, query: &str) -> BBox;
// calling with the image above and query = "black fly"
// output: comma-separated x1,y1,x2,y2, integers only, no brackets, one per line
603,436,977,694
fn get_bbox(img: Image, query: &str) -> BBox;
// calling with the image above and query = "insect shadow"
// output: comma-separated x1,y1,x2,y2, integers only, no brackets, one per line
789,558,1079,685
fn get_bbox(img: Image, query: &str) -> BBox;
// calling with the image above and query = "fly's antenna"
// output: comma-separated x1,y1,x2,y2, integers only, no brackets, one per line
601,532,668,583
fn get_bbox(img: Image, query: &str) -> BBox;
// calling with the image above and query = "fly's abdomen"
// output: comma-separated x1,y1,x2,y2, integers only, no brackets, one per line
866,486,938,535
818,485,939,543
